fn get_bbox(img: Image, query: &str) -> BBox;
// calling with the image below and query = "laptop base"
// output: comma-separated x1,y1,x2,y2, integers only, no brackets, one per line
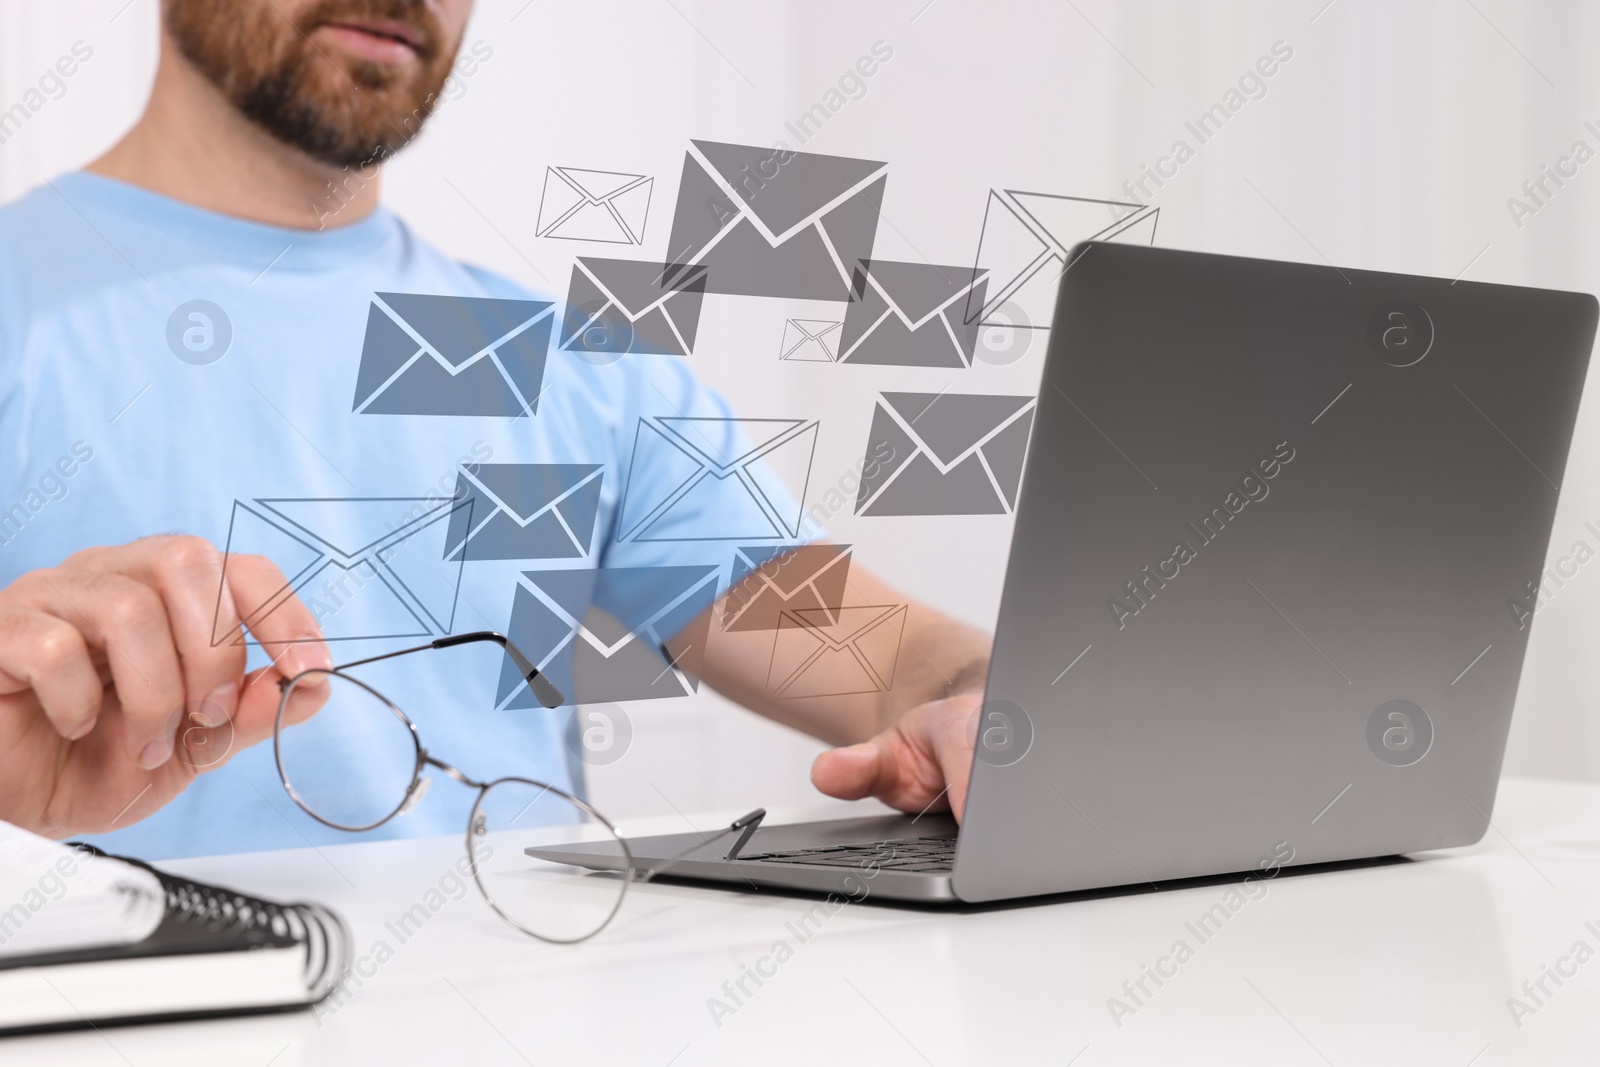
527,814,961,903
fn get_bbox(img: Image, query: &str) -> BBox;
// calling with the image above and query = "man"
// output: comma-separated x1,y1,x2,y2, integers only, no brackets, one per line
0,0,988,857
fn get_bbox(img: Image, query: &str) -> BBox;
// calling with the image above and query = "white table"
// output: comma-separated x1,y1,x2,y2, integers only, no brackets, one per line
9,777,1600,1066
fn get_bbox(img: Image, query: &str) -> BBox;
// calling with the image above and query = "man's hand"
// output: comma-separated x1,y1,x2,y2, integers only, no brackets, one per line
810,691,983,823
0,535,331,838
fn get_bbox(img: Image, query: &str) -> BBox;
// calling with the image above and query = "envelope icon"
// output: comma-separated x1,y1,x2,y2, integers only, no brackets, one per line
352,292,554,418
838,261,988,368
560,258,706,357
498,566,720,709
779,319,842,362
444,464,603,561
855,392,1036,516
965,191,1159,331
617,417,818,543
766,605,906,699
663,140,887,300
721,544,853,632
535,166,653,245
211,495,472,647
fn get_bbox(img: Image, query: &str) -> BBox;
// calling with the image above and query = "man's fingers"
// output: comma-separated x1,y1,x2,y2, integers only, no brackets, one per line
222,554,331,682
25,571,186,768
118,536,245,728
939,719,975,825
0,609,104,739
810,697,980,822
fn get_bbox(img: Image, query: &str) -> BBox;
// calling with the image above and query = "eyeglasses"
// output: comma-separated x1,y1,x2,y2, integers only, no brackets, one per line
273,631,763,944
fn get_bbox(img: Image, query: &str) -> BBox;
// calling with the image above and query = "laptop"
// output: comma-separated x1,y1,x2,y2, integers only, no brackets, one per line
531,242,1597,904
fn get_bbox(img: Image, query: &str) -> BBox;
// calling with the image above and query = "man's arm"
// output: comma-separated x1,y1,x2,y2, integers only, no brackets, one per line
682,556,992,822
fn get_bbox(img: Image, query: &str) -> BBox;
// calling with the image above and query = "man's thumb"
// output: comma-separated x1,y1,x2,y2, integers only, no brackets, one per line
810,741,885,800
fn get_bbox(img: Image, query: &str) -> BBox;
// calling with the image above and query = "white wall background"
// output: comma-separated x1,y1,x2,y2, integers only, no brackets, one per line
3,0,1599,815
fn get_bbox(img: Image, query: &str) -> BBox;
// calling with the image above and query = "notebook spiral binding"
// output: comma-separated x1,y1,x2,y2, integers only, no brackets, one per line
71,844,352,1004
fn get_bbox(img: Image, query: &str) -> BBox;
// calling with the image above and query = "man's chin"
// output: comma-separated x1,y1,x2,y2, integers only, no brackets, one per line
257,70,434,168
164,0,457,171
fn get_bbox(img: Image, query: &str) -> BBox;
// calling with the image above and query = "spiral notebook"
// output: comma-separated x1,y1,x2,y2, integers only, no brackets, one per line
0,827,349,1038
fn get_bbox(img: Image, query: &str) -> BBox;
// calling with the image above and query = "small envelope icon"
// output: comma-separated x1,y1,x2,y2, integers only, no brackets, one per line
855,392,1036,516
779,319,842,363
211,495,471,647
617,417,818,543
664,140,887,300
560,258,706,357
965,191,1158,331
766,605,906,699
535,166,653,245
498,566,720,709
721,544,853,632
839,261,988,368
445,464,603,561
352,292,554,418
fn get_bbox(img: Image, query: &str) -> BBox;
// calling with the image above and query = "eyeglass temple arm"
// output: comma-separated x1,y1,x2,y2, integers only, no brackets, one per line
637,808,767,884
725,807,767,859
304,632,566,708
431,632,566,709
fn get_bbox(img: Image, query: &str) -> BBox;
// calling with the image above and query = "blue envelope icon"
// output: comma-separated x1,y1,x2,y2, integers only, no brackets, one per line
498,566,720,709
351,293,555,418
615,417,819,543
444,464,604,561
211,495,472,647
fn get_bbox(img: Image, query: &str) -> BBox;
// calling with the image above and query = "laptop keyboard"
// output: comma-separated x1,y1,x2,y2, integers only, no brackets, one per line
740,836,957,873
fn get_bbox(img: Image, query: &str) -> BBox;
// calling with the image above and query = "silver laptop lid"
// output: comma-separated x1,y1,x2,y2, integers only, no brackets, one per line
955,243,1596,902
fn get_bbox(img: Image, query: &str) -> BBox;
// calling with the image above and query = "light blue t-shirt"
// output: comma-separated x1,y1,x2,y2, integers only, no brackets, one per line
0,173,802,858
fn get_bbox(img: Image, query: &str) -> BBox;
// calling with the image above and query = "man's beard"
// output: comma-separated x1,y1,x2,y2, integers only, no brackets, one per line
165,0,459,168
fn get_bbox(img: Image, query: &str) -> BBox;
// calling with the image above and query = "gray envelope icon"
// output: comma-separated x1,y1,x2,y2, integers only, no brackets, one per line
663,140,887,300
839,260,988,368
560,258,706,357
855,392,1036,516
498,566,720,708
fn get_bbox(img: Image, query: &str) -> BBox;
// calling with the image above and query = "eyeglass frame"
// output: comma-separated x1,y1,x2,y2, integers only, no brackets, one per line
271,630,766,944
273,630,640,943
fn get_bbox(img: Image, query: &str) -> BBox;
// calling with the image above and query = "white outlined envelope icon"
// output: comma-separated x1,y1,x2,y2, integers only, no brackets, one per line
663,140,887,300
211,495,471,647
498,565,719,708
854,392,1036,516
351,293,555,418
445,464,604,562
535,166,653,244
779,319,842,362
766,605,907,700
616,417,819,542
965,191,1158,331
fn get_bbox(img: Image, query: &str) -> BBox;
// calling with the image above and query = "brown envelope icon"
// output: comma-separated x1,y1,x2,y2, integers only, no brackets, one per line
721,544,853,632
